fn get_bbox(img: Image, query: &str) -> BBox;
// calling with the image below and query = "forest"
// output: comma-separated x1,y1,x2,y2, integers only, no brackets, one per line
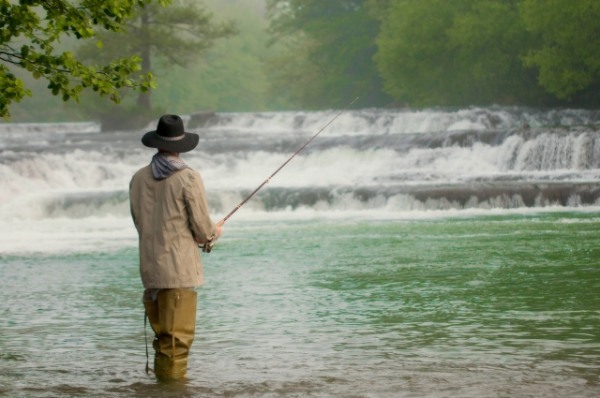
2,0,599,124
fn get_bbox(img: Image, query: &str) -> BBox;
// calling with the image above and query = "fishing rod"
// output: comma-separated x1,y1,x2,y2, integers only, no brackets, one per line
202,97,359,253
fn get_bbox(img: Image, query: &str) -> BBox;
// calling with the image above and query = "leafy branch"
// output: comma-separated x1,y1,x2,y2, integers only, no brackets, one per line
0,0,168,118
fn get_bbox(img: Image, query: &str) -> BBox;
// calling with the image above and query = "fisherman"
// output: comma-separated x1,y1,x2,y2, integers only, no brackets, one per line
129,114,222,380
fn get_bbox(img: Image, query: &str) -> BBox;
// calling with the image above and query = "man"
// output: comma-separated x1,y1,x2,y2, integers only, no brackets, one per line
129,114,222,380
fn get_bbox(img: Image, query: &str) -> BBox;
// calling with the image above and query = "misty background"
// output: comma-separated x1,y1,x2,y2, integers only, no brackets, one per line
4,0,599,125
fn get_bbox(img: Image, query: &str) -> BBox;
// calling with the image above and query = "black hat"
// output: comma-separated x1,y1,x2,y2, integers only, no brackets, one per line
141,115,199,153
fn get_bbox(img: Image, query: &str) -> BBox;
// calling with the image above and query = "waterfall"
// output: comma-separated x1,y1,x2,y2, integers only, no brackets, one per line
1,106,599,222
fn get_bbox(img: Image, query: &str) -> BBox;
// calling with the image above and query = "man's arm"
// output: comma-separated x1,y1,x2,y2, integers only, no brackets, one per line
183,170,220,244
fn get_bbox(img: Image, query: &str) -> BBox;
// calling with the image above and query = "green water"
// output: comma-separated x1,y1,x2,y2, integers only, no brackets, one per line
1,212,599,397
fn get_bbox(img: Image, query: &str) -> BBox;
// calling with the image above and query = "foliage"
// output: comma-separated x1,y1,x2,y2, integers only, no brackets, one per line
373,0,463,106
151,0,278,113
3,0,599,122
153,38,269,113
519,0,600,101
0,0,168,119
373,0,548,107
447,1,543,104
372,0,598,107
266,0,390,109
268,0,599,109
75,0,236,127
4,0,276,122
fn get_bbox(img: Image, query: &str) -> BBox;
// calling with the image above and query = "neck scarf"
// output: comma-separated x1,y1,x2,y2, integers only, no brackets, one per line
151,152,189,180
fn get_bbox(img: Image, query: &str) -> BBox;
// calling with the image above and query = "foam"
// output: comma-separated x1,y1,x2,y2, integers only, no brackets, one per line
0,107,598,255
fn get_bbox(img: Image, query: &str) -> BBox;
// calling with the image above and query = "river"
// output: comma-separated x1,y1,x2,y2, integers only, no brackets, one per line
0,106,599,397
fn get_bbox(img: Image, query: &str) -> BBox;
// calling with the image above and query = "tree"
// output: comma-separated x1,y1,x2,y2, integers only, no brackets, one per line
151,0,276,113
373,0,463,107
0,0,165,119
371,0,598,107
446,0,543,105
266,0,390,109
519,0,600,104
77,0,236,114
373,0,548,107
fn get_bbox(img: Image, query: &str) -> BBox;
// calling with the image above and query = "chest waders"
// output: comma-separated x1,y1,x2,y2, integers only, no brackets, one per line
143,288,197,380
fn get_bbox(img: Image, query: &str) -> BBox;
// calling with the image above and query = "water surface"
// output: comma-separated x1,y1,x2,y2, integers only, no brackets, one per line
1,213,598,397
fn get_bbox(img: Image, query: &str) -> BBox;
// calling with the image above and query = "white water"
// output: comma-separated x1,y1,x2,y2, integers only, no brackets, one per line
1,107,599,254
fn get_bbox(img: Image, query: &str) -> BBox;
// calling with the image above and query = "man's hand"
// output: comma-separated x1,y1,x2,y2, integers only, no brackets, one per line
215,219,224,239
197,219,224,253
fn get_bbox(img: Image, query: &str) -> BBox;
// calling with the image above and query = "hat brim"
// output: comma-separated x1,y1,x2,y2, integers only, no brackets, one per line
141,130,199,153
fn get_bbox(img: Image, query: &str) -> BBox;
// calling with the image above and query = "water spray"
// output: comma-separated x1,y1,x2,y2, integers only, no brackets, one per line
202,97,359,253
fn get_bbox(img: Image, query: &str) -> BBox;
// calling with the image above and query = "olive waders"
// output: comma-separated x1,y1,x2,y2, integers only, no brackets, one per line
143,288,197,380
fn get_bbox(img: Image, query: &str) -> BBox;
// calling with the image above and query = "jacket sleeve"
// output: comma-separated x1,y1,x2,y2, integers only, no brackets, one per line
129,177,140,234
183,170,217,244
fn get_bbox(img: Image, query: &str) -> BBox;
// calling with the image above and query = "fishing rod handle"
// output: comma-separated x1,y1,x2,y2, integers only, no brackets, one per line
200,218,225,253
202,241,214,253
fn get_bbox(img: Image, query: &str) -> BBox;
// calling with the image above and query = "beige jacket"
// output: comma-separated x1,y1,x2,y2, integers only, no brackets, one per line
129,165,217,289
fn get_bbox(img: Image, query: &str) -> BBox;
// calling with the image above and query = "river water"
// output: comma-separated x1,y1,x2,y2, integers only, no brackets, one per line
0,107,599,397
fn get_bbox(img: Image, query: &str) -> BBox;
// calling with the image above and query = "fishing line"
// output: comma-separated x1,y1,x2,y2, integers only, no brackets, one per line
203,97,359,252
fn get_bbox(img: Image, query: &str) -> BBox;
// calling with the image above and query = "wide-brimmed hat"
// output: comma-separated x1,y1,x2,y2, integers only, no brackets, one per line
141,114,199,153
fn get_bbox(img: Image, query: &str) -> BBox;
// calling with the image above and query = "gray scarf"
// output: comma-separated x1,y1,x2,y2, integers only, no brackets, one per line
151,152,189,180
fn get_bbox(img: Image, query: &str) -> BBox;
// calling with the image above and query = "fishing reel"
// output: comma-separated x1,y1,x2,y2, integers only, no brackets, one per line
201,241,215,253
200,220,224,253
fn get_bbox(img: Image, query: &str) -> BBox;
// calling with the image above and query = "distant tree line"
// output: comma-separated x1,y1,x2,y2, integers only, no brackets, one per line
266,0,600,109
0,0,247,124
2,0,598,124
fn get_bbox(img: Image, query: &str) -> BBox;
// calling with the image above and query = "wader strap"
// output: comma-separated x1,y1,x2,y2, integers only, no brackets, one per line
171,291,180,359
144,312,151,374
